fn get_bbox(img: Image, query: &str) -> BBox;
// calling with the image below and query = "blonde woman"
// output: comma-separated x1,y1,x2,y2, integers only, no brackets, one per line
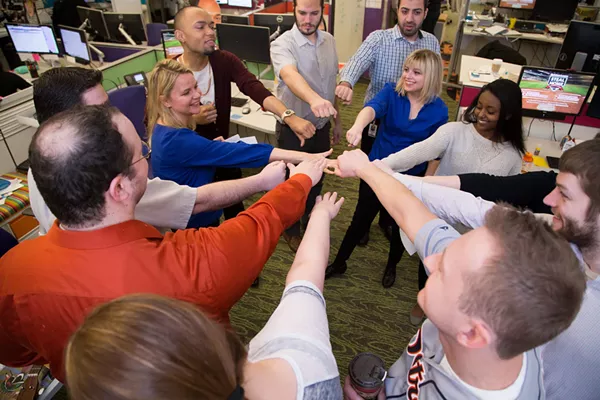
326,49,448,288
147,59,333,228
66,192,346,400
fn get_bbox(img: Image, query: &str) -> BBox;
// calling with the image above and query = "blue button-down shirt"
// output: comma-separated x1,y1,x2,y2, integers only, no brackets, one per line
339,26,440,104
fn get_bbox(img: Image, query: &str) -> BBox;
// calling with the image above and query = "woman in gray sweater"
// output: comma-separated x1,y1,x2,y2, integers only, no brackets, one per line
382,78,526,325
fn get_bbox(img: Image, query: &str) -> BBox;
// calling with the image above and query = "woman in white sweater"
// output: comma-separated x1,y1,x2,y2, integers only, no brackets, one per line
381,78,526,325
382,78,526,176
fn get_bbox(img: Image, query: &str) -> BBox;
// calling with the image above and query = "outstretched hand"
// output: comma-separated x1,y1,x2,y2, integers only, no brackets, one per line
325,149,371,178
258,161,287,191
311,192,344,220
288,158,327,187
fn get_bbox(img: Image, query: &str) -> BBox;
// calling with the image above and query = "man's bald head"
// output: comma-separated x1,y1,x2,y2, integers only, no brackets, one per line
198,0,221,23
174,6,211,30
29,105,135,227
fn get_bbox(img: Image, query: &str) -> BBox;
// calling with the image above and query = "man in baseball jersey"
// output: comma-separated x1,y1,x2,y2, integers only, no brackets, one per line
333,150,586,400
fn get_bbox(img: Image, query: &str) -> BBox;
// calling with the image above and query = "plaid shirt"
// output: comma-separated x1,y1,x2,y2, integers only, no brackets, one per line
339,26,440,104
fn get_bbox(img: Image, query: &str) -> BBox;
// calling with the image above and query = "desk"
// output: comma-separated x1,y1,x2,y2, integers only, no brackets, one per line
459,55,522,88
229,80,278,144
458,23,563,68
525,138,562,172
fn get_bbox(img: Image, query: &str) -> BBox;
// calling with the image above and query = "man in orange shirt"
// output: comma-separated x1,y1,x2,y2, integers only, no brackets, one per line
0,105,325,382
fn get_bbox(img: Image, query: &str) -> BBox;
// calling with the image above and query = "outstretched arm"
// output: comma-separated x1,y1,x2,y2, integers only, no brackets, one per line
333,150,436,243
286,192,344,292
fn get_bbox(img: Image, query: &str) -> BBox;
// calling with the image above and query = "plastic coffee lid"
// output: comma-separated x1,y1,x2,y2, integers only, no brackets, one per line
348,353,387,389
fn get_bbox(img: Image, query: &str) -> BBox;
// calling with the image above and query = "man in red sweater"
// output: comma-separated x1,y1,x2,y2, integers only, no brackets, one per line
174,6,319,221
0,104,325,382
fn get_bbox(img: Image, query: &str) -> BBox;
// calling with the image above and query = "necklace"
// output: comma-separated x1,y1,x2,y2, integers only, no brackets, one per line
180,55,212,97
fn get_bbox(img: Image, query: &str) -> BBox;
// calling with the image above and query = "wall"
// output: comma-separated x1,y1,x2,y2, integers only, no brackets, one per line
334,0,366,63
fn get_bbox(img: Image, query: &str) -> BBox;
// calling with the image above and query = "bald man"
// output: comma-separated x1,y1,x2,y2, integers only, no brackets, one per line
173,6,319,221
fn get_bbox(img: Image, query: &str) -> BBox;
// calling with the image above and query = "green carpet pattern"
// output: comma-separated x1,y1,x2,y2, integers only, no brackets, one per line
231,82,459,376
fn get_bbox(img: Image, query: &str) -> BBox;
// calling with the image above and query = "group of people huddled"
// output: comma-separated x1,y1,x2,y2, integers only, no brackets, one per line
0,0,599,399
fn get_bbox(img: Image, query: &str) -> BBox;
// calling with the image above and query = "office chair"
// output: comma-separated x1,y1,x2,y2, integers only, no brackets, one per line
146,23,168,46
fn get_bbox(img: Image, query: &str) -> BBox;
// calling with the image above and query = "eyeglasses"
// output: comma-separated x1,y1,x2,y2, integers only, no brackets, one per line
131,140,152,166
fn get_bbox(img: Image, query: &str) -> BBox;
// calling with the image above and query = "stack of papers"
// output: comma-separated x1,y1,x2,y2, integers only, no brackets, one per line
224,134,258,145
0,179,23,205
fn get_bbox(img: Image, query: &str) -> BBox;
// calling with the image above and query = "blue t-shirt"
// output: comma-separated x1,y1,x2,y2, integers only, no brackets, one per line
366,83,448,175
151,124,274,228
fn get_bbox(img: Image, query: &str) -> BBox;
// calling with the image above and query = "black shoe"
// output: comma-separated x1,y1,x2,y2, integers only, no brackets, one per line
379,223,393,242
382,265,396,288
325,261,347,279
358,232,370,247
251,277,260,288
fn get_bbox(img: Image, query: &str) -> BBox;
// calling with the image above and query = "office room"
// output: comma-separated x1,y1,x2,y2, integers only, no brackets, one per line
1,0,600,398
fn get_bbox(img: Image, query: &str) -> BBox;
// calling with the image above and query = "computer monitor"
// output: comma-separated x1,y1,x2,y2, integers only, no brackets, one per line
59,25,91,64
221,15,249,25
532,0,578,22
587,88,600,119
498,0,536,10
216,23,270,64
5,23,59,54
555,21,600,85
161,29,183,59
518,66,596,120
227,0,252,7
77,6,110,40
104,12,147,45
253,14,295,37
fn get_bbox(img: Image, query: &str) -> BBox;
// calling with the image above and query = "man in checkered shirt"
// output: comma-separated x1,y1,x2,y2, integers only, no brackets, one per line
335,0,441,271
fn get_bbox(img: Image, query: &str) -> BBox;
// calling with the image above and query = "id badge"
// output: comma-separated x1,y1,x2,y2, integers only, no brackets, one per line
368,123,378,138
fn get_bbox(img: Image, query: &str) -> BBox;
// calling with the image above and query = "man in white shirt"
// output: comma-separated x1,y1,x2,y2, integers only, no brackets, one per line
29,67,285,234
333,150,586,400
270,0,341,251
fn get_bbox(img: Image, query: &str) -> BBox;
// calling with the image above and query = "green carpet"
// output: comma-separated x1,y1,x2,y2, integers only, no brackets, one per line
231,81,459,376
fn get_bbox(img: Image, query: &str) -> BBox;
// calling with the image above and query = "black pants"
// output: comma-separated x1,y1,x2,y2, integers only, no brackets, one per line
361,121,394,229
332,180,404,269
214,166,245,220
277,121,331,236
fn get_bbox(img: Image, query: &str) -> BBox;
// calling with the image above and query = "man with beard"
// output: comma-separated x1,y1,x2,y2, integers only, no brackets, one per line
270,0,340,251
378,137,600,399
173,6,316,221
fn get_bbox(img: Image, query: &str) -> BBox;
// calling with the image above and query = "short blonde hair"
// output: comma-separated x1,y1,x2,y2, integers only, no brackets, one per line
146,59,196,141
396,49,443,104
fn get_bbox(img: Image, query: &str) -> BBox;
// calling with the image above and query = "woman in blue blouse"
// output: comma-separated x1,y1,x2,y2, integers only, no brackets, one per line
326,49,449,288
147,59,332,228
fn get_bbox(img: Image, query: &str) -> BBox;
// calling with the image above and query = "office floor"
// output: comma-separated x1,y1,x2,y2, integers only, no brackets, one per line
52,82,458,397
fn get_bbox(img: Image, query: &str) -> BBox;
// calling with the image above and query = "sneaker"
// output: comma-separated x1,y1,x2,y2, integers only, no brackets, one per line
251,277,260,288
381,265,396,288
282,232,302,253
325,260,347,279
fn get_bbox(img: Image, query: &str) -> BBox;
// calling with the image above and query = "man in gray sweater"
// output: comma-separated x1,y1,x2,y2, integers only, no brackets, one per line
335,150,586,400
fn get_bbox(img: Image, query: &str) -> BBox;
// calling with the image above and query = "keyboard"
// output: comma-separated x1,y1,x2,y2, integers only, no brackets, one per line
231,97,249,107
515,28,545,34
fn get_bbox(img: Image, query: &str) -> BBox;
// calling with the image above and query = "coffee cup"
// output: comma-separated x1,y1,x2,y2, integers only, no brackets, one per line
348,353,387,399
492,58,503,75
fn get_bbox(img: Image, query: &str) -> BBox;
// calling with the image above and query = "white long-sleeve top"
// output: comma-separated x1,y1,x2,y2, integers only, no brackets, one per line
382,122,523,176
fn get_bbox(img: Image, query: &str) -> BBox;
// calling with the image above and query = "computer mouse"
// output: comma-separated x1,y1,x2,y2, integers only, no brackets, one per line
242,106,251,115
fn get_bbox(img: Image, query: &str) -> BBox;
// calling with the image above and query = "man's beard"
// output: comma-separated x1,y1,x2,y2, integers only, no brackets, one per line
399,22,419,37
295,18,318,36
558,214,599,250
203,46,216,56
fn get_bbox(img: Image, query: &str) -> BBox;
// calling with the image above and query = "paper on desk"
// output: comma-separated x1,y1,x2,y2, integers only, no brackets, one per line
225,134,258,145
0,179,23,197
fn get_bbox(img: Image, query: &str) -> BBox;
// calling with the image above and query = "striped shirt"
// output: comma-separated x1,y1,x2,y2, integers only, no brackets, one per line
339,26,440,103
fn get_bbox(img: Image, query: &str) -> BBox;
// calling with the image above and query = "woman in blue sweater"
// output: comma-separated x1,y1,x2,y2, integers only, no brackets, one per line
326,49,449,288
147,59,332,228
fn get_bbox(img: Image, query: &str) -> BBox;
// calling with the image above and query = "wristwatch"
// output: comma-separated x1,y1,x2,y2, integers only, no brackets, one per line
280,109,296,125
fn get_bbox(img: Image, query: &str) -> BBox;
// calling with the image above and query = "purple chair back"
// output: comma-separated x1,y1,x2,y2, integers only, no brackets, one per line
108,85,147,141
147,23,168,46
